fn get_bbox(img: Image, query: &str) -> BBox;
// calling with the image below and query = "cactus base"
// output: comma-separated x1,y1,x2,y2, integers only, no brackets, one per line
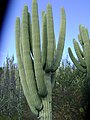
38,74,52,120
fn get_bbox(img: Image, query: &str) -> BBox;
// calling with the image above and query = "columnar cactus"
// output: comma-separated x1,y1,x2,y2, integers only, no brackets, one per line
15,0,66,119
68,25,90,90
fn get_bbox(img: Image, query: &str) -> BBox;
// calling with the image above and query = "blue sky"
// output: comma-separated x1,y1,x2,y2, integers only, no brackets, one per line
1,0,90,67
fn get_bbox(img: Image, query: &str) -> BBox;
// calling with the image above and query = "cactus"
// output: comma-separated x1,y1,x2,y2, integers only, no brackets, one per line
15,0,66,119
68,25,90,91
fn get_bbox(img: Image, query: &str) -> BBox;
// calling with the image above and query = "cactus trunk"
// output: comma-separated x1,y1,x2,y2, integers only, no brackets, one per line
39,74,52,120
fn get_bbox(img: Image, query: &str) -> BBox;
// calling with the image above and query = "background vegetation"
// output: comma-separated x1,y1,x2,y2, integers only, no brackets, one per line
0,56,89,120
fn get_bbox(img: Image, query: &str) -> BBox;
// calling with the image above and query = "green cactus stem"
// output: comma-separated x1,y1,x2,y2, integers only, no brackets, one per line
15,17,41,116
42,12,47,69
32,0,47,97
15,0,66,119
28,12,33,55
73,39,86,67
81,27,90,79
68,48,86,73
51,8,66,72
68,25,90,91
38,73,52,120
45,4,55,71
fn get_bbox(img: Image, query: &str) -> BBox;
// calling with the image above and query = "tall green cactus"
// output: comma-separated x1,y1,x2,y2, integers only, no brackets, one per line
15,0,66,119
68,25,90,91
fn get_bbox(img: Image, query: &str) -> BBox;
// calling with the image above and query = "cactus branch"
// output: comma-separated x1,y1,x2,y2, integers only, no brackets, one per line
15,17,39,116
51,8,66,72
42,12,47,69
68,48,86,73
32,0,47,97
45,4,55,71
73,39,86,67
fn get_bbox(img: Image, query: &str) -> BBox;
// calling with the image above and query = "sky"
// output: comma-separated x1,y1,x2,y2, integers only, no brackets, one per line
0,0,90,67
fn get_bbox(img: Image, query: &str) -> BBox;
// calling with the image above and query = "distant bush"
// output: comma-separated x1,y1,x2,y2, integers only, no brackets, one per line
52,59,88,120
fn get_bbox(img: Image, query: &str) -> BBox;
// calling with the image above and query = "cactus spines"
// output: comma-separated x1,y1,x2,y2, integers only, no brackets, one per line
15,0,66,119
68,25,90,90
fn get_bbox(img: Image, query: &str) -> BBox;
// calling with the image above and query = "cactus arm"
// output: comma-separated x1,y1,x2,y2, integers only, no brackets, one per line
45,4,55,71
20,24,23,60
15,17,39,116
78,34,84,47
81,28,90,78
86,28,89,38
42,12,47,69
51,8,66,72
54,37,56,55
73,39,86,67
28,12,33,56
78,34,83,45
42,11,45,17
32,0,47,97
68,48,86,73
22,5,42,110
81,28,90,45
78,35,84,57
79,25,85,45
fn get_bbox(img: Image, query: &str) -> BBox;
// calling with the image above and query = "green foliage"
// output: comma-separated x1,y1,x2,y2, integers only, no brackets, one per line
0,56,24,120
52,59,88,120
0,57,89,120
